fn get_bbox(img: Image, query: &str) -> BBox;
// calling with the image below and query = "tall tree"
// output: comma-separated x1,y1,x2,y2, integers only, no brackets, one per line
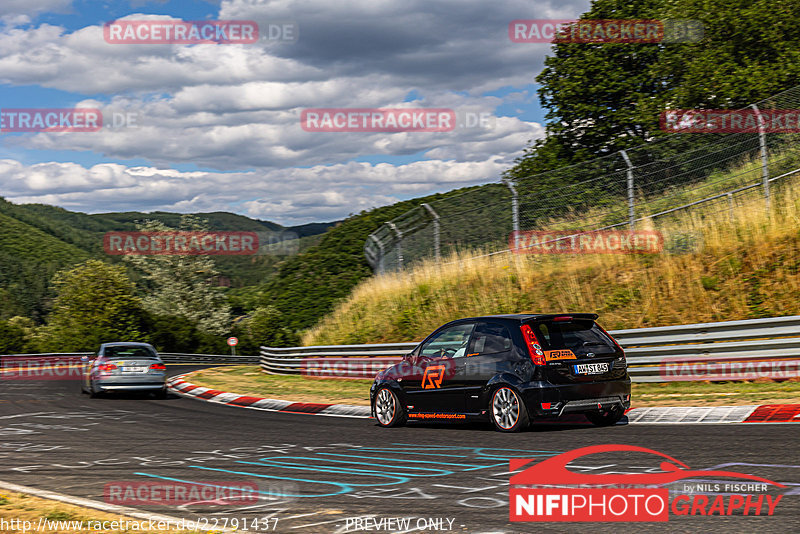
36,260,147,351
123,215,231,336
506,0,800,180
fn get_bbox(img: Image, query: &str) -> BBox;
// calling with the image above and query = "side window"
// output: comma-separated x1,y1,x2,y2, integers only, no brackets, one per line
470,322,512,356
420,323,475,359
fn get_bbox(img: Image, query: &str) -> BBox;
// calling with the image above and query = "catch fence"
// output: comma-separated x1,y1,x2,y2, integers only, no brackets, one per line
366,85,800,272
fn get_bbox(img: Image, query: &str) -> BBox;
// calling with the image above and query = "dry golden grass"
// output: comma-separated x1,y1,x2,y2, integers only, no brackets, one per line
0,490,201,533
305,178,800,345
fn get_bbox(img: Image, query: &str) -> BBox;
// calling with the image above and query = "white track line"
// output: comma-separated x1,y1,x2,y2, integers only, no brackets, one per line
0,480,233,532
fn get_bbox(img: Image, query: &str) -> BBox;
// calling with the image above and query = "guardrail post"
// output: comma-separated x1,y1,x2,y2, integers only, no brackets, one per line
503,179,519,249
727,192,735,222
751,104,770,210
421,203,440,261
386,221,403,270
620,150,635,229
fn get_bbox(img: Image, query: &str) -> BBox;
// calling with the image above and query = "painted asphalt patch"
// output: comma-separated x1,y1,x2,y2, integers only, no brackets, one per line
2,372,799,533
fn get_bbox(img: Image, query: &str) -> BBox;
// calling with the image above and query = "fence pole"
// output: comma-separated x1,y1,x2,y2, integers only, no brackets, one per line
750,104,770,209
421,203,440,261
727,193,735,222
386,222,403,270
503,179,519,249
620,150,635,230
368,234,385,274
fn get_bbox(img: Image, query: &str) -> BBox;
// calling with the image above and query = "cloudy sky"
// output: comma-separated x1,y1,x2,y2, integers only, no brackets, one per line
0,0,590,224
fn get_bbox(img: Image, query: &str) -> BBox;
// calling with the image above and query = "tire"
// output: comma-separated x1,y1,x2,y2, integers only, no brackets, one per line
490,386,529,432
373,387,406,427
153,387,168,399
88,380,102,398
585,406,625,426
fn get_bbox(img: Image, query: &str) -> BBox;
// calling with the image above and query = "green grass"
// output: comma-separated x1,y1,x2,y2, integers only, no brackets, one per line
188,365,373,405
632,379,800,406
187,366,800,407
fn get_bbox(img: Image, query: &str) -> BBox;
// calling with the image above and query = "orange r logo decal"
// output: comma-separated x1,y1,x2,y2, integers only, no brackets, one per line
422,365,446,389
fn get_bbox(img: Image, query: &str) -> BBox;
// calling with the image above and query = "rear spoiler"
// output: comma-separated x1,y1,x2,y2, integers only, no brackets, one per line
522,313,599,323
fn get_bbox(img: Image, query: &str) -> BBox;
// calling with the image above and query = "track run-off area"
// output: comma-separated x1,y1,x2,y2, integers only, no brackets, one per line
0,365,798,533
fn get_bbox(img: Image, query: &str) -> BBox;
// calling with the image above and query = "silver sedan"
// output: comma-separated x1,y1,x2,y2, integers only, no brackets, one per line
81,342,168,398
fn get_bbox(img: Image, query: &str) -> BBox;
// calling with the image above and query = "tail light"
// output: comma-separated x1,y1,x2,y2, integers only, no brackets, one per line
520,324,546,365
97,363,117,371
149,363,166,370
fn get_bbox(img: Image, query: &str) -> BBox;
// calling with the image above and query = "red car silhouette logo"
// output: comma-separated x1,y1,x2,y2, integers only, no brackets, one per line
510,444,785,488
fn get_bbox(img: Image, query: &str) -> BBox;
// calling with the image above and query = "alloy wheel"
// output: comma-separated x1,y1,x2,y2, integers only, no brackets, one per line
375,388,396,426
492,387,520,430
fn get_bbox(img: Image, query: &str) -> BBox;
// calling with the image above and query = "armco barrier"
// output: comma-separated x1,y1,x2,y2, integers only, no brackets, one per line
159,353,258,364
260,315,800,382
260,343,416,378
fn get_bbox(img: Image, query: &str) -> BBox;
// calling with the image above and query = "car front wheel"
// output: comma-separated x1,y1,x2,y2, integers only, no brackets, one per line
373,387,406,428
88,380,102,398
491,386,529,432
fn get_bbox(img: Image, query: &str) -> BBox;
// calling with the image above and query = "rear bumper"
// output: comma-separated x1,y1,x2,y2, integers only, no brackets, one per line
98,384,165,391
520,377,631,417
94,374,166,391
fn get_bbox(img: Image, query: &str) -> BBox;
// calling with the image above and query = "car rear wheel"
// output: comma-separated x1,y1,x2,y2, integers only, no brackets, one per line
88,380,102,398
491,386,529,432
374,387,406,427
585,406,624,426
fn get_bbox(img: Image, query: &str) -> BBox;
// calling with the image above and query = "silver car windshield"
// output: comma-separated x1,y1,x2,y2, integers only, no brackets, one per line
104,347,157,359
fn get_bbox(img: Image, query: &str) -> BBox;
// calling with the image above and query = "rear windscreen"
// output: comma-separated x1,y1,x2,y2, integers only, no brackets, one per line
104,346,157,359
529,320,618,357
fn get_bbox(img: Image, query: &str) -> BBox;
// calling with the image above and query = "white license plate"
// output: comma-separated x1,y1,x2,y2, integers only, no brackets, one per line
122,366,147,373
573,362,609,375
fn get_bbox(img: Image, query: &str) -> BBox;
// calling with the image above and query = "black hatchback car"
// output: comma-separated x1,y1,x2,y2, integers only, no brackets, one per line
370,314,631,432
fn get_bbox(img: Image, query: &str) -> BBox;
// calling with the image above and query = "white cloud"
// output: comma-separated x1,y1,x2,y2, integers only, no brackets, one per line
14,92,543,170
2,157,514,223
0,0,589,219
0,0,71,18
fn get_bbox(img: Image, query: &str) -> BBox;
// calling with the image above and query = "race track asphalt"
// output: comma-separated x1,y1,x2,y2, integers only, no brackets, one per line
0,365,797,533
